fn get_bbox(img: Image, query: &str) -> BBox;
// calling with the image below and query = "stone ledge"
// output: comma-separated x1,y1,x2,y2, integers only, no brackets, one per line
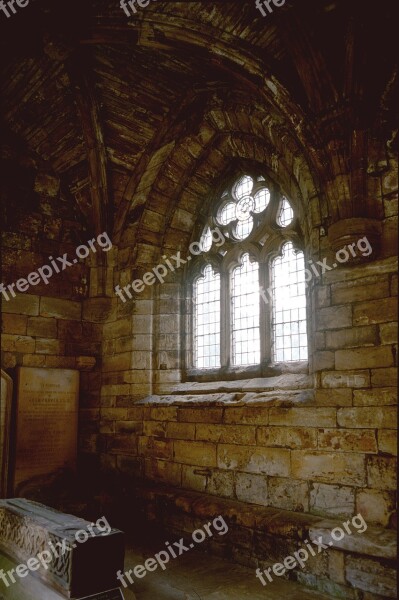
309,520,396,560
132,481,396,561
174,374,313,393
136,389,315,407
136,374,315,407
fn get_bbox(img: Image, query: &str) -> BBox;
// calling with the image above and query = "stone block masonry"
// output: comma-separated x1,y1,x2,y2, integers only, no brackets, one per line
97,373,397,529
96,250,397,538
1,162,104,448
129,482,397,600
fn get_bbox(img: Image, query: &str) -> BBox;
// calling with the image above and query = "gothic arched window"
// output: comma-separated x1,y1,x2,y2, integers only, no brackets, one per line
189,172,308,372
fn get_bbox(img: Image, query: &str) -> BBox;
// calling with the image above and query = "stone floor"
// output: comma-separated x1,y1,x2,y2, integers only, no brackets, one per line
122,537,335,600
0,536,335,600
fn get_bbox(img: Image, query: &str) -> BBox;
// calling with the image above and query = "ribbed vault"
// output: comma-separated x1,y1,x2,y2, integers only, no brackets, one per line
1,0,397,250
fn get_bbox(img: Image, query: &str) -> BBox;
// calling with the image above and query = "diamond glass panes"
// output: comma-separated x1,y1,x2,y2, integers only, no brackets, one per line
201,227,213,252
278,197,294,227
234,175,253,200
194,265,221,368
231,253,260,366
271,242,308,362
254,188,270,213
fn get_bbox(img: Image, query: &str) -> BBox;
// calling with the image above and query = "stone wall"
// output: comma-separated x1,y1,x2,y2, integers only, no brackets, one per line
99,359,396,528
94,142,398,533
128,483,397,599
1,100,397,548
0,146,102,460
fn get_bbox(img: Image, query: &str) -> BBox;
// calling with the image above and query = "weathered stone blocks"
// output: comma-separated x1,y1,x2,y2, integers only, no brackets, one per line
321,370,370,388
353,297,397,325
318,429,377,453
41,297,81,320
345,555,397,597
218,445,290,476
291,451,366,486
325,325,378,349
366,456,396,490
309,483,355,518
353,387,397,405
335,346,394,370
268,477,309,511
269,407,336,427
3,294,40,315
174,441,217,466
235,472,268,505
257,426,317,449
196,424,256,445
337,407,397,429
356,489,396,527
316,306,352,330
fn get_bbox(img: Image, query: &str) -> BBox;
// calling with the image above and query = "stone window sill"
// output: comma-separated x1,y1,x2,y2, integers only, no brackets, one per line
137,373,314,407
184,361,308,383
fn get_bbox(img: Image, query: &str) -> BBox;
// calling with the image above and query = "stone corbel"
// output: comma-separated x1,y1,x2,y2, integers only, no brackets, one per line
327,129,382,262
328,217,382,262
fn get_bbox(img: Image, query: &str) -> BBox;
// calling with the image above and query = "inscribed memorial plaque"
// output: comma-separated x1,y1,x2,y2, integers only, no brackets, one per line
13,367,79,493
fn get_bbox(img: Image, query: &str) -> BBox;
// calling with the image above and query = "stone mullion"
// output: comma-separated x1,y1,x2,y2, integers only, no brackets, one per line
183,279,193,374
220,270,230,369
259,259,270,368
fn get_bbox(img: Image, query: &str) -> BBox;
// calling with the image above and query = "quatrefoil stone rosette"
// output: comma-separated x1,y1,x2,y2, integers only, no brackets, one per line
217,175,272,242
198,174,295,257
236,196,255,221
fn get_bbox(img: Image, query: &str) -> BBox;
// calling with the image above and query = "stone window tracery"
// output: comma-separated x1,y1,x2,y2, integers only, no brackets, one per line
189,172,308,372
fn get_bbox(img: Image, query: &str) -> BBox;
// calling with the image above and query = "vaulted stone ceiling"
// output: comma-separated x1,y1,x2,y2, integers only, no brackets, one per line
1,0,397,252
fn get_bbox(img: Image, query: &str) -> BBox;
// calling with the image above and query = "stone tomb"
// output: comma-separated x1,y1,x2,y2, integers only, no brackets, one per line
0,499,125,599
13,367,79,494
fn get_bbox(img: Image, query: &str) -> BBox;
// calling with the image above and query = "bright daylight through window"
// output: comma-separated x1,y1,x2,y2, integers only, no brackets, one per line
192,172,308,370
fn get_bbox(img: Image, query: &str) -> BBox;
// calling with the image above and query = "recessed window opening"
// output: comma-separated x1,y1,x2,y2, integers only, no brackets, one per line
190,172,308,371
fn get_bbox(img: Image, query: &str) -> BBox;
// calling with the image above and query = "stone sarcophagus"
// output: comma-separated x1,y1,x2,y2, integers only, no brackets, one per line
0,499,124,598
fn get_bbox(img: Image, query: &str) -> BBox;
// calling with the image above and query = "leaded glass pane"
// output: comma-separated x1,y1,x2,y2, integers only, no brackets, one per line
194,265,221,368
231,254,260,366
201,227,213,252
234,175,253,200
271,242,308,362
278,197,294,226
254,188,270,213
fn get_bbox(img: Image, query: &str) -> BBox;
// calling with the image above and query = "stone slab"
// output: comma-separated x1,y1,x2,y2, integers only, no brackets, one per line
0,552,128,600
0,499,124,598
309,520,397,560
13,367,79,493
